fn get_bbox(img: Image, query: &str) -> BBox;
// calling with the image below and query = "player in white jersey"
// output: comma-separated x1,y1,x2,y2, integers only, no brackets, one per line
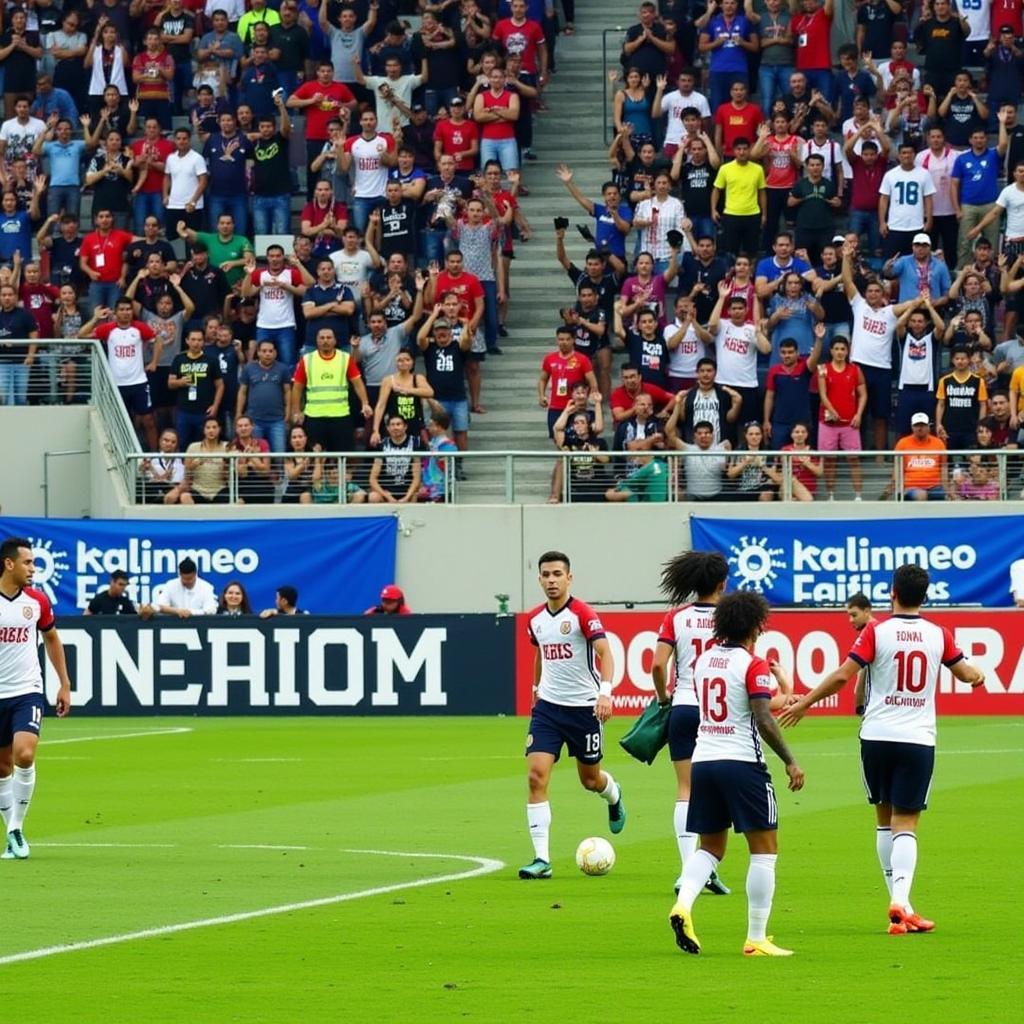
845,592,874,715
781,564,984,935
519,551,624,880
0,538,72,860
652,551,732,896
668,592,803,958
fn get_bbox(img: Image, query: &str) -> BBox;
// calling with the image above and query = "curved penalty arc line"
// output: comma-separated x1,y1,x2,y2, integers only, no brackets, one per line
0,850,504,967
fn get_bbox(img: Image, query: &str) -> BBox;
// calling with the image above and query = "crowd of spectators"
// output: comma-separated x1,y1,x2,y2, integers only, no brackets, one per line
0,0,1022,505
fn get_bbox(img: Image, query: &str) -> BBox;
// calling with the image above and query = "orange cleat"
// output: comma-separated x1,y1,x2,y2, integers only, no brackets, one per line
889,904,935,934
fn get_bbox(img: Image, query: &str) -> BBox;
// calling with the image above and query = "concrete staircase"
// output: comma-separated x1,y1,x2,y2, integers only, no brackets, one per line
454,1,626,503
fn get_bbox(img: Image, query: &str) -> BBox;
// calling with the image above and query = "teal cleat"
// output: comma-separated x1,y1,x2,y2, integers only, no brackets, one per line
705,871,731,895
0,840,12,860
608,788,626,834
6,829,29,860
518,858,552,879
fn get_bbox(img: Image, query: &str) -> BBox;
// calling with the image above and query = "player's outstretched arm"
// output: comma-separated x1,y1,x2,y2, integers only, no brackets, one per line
778,657,860,727
42,628,72,717
752,698,803,791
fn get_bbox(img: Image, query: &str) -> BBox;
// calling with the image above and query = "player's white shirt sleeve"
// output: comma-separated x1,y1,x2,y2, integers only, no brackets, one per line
0,587,54,698
851,616,964,746
528,597,607,707
657,603,717,707
1010,558,1024,600
691,645,773,764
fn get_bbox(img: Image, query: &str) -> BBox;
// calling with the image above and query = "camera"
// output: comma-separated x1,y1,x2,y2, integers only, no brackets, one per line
272,87,285,100
553,216,569,231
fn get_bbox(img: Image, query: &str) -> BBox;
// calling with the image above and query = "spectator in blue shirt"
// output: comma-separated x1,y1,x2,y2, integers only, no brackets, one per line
882,234,953,306
556,164,632,267
202,112,255,238
832,44,878,123
239,45,282,119
699,0,759,112
952,126,1007,267
754,231,814,304
30,74,79,125
32,117,88,219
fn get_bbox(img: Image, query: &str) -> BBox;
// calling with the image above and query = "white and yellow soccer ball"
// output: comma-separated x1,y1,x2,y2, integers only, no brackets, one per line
575,836,615,876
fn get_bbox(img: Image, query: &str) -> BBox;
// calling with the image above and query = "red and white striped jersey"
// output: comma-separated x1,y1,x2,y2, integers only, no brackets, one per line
657,602,717,708
691,644,773,765
850,614,964,747
0,587,53,698
527,597,606,707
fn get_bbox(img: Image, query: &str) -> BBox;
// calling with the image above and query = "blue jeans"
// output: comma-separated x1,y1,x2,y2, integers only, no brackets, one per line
758,64,793,110
88,281,122,315
133,192,165,235
424,87,460,117
0,363,28,406
709,70,748,112
47,184,80,220
206,193,250,238
803,69,833,104
256,325,297,368
251,416,287,452
849,209,881,260
350,196,380,234
482,279,499,351
252,194,292,235
422,227,449,266
480,137,519,171
173,60,194,112
176,409,208,450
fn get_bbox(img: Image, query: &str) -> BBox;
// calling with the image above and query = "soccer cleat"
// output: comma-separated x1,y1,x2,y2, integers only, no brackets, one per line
704,871,731,895
6,829,29,860
0,840,13,860
743,936,794,957
889,904,935,934
518,858,552,880
608,788,626,834
669,904,701,954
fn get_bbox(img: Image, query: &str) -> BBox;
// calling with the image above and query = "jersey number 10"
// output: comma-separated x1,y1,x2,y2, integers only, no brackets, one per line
894,649,928,692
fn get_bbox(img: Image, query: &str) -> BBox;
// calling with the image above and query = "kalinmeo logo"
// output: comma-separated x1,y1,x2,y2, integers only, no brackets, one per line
727,535,786,594
27,536,71,605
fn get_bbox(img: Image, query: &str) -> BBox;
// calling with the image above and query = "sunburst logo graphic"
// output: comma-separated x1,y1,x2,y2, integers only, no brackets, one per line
727,535,786,593
28,537,71,605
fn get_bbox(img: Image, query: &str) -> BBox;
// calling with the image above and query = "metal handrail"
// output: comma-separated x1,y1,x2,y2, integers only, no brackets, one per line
86,341,142,500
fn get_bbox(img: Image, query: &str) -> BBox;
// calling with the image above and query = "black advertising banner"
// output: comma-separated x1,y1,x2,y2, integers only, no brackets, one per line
43,616,515,716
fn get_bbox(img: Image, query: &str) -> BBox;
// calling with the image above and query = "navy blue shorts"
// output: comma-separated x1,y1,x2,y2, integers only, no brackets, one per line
855,363,893,421
688,759,778,835
0,693,45,747
668,704,700,761
119,382,153,416
526,698,603,764
860,739,935,811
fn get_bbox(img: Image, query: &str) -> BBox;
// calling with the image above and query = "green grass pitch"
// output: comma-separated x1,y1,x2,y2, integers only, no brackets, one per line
3,715,1021,1023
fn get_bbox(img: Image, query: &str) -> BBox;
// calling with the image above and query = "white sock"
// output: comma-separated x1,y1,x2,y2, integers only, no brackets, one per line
597,772,620,805
8,765,35,831
676,848,719,912
674,801,698,874
0,775,12,830
891,831,917,912
746,853,777,942
876,827,894,897
526,801,551,862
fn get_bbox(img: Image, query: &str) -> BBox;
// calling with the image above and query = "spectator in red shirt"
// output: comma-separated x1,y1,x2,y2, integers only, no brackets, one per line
433,99,480,173
792,0,835,103
130,116,176,235
493,0,549,82
845,137,888,262
364,583,412,615
424,250,485,338
713,81,764,158
79,208,136,313
610,361,675,424
300,179,349,258
131,27,175,131
286,60,357,200
538,325,598,438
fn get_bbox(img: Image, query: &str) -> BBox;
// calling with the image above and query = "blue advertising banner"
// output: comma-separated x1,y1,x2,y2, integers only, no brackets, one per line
690,516,1024,607
0,517,398,615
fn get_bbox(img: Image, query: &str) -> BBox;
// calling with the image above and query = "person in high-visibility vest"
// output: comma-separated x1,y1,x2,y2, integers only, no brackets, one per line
289,326,373,452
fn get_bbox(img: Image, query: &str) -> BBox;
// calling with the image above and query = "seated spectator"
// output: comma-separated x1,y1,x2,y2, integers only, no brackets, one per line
364,584,412,615
368,414,422,504
604,452,669,503
779,422,822,501
153,556,218,617
613,392,664,473
86,570,154,617
726,421,781,501
553,408,612,503
217,581,254,615
137,428,186,503
953,453,999,501
180,416,229,504
894,413,949,501
281,424,314,503
663,415,730,501
232,414,274,504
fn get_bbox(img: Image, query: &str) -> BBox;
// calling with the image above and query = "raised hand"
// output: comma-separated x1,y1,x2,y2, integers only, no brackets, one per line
554,163,573,183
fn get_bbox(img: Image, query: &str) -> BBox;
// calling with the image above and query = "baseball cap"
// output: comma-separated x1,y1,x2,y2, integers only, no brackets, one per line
911,412,930,426
912,233,931,245
831,234,846,244
380,584,404,601
411,102,425,112
450,96,465,106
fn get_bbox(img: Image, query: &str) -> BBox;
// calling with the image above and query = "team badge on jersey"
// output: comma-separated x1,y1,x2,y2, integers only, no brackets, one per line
560,621,571,634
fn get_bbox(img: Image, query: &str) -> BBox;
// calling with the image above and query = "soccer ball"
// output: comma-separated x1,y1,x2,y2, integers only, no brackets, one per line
575,837,615,876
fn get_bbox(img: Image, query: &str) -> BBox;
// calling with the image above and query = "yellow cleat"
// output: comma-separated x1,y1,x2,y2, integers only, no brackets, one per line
743,936,794,957
669,904,701,955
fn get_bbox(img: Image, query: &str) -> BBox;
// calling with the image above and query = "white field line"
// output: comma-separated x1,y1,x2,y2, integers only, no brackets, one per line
211,758,302,763
0,848,504,967
47,727,193,746
37,843,178,849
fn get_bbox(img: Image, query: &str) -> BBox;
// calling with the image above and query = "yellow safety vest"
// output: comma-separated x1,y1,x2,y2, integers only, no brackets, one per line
302,350,351,418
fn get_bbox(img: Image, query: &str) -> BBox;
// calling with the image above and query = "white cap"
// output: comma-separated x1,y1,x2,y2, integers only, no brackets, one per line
911,412,930,426
912,233,932,245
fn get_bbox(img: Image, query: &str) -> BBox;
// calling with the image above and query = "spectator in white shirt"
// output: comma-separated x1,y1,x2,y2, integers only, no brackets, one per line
153,557,218,617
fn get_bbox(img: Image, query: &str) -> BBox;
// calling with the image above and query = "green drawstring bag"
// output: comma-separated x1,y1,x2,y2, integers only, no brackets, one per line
619,698,672,765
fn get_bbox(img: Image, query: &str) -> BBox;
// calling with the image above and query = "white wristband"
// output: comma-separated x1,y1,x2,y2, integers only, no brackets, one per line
598,682,613,699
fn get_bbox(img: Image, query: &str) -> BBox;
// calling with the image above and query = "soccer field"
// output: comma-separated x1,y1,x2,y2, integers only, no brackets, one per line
3,716,1021,1022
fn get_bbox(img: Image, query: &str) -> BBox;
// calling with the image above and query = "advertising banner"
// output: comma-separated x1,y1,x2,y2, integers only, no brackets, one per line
42,616,515,715
514,611,1024,716
0,516,398,615
689,516,1024,608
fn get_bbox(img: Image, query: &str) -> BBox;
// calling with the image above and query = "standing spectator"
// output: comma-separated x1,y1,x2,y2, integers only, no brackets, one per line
791,0,834,103
856,0,901,59
286,61,355,201
128,118,176,235
609,361,674,425
203,113,254,237
44,11,89,118
494,0,548,88
300,179,349,259
984,28,1024,125
242,245,313,368
178,242,229,332
239,45,283,120
621,2,673,83
879,143,936,259
894,413,948,500
368,414,422,504
178,214,254,290
832,44,879,124
352,288,424,410
158,0,197,115
84,131,134,230
750,0,795,111
614,304,670,388
611,67,655,142
417,307,473,461
318,0,377,95
237,339,291,451
412,12,461,117
0,11,43,120
168,327,224,449
30,74,79,126
341,109,395,232
268,3,309,99
674,357,742,446
0,97,46,170
251,97,294,237
425,249,485,342
936,346,988,451
764,270,825,360
153,557,218,615
753,115,802,252
632,173,685,275
197,10,245,84
372,179,419,264
678,232,728,324
164,128,209,236
655,68,712,157
883,234,952,306
0,283,38,408
354,54,425,130
788,153,840,261
132,27,175,131
817,333,866,499
433,98,478,173
711,138,766,259
916,127,959,262
969,160,1024,262
79,208,135,313
0,187,36,266
237,0,280,45
713,81,763,160
952,125,1007,267
764,327,823,448
473,65,520,173
893,298,944,435
699,0,758,113
302,256,357,353
555,166,632,266
446,198,502,358
84,23,131,121
662,295,704,393
913,0,969,101
937,72,986,153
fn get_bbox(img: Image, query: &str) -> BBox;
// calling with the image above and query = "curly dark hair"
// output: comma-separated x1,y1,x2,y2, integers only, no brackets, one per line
660,551,729,606
713,591,771,645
